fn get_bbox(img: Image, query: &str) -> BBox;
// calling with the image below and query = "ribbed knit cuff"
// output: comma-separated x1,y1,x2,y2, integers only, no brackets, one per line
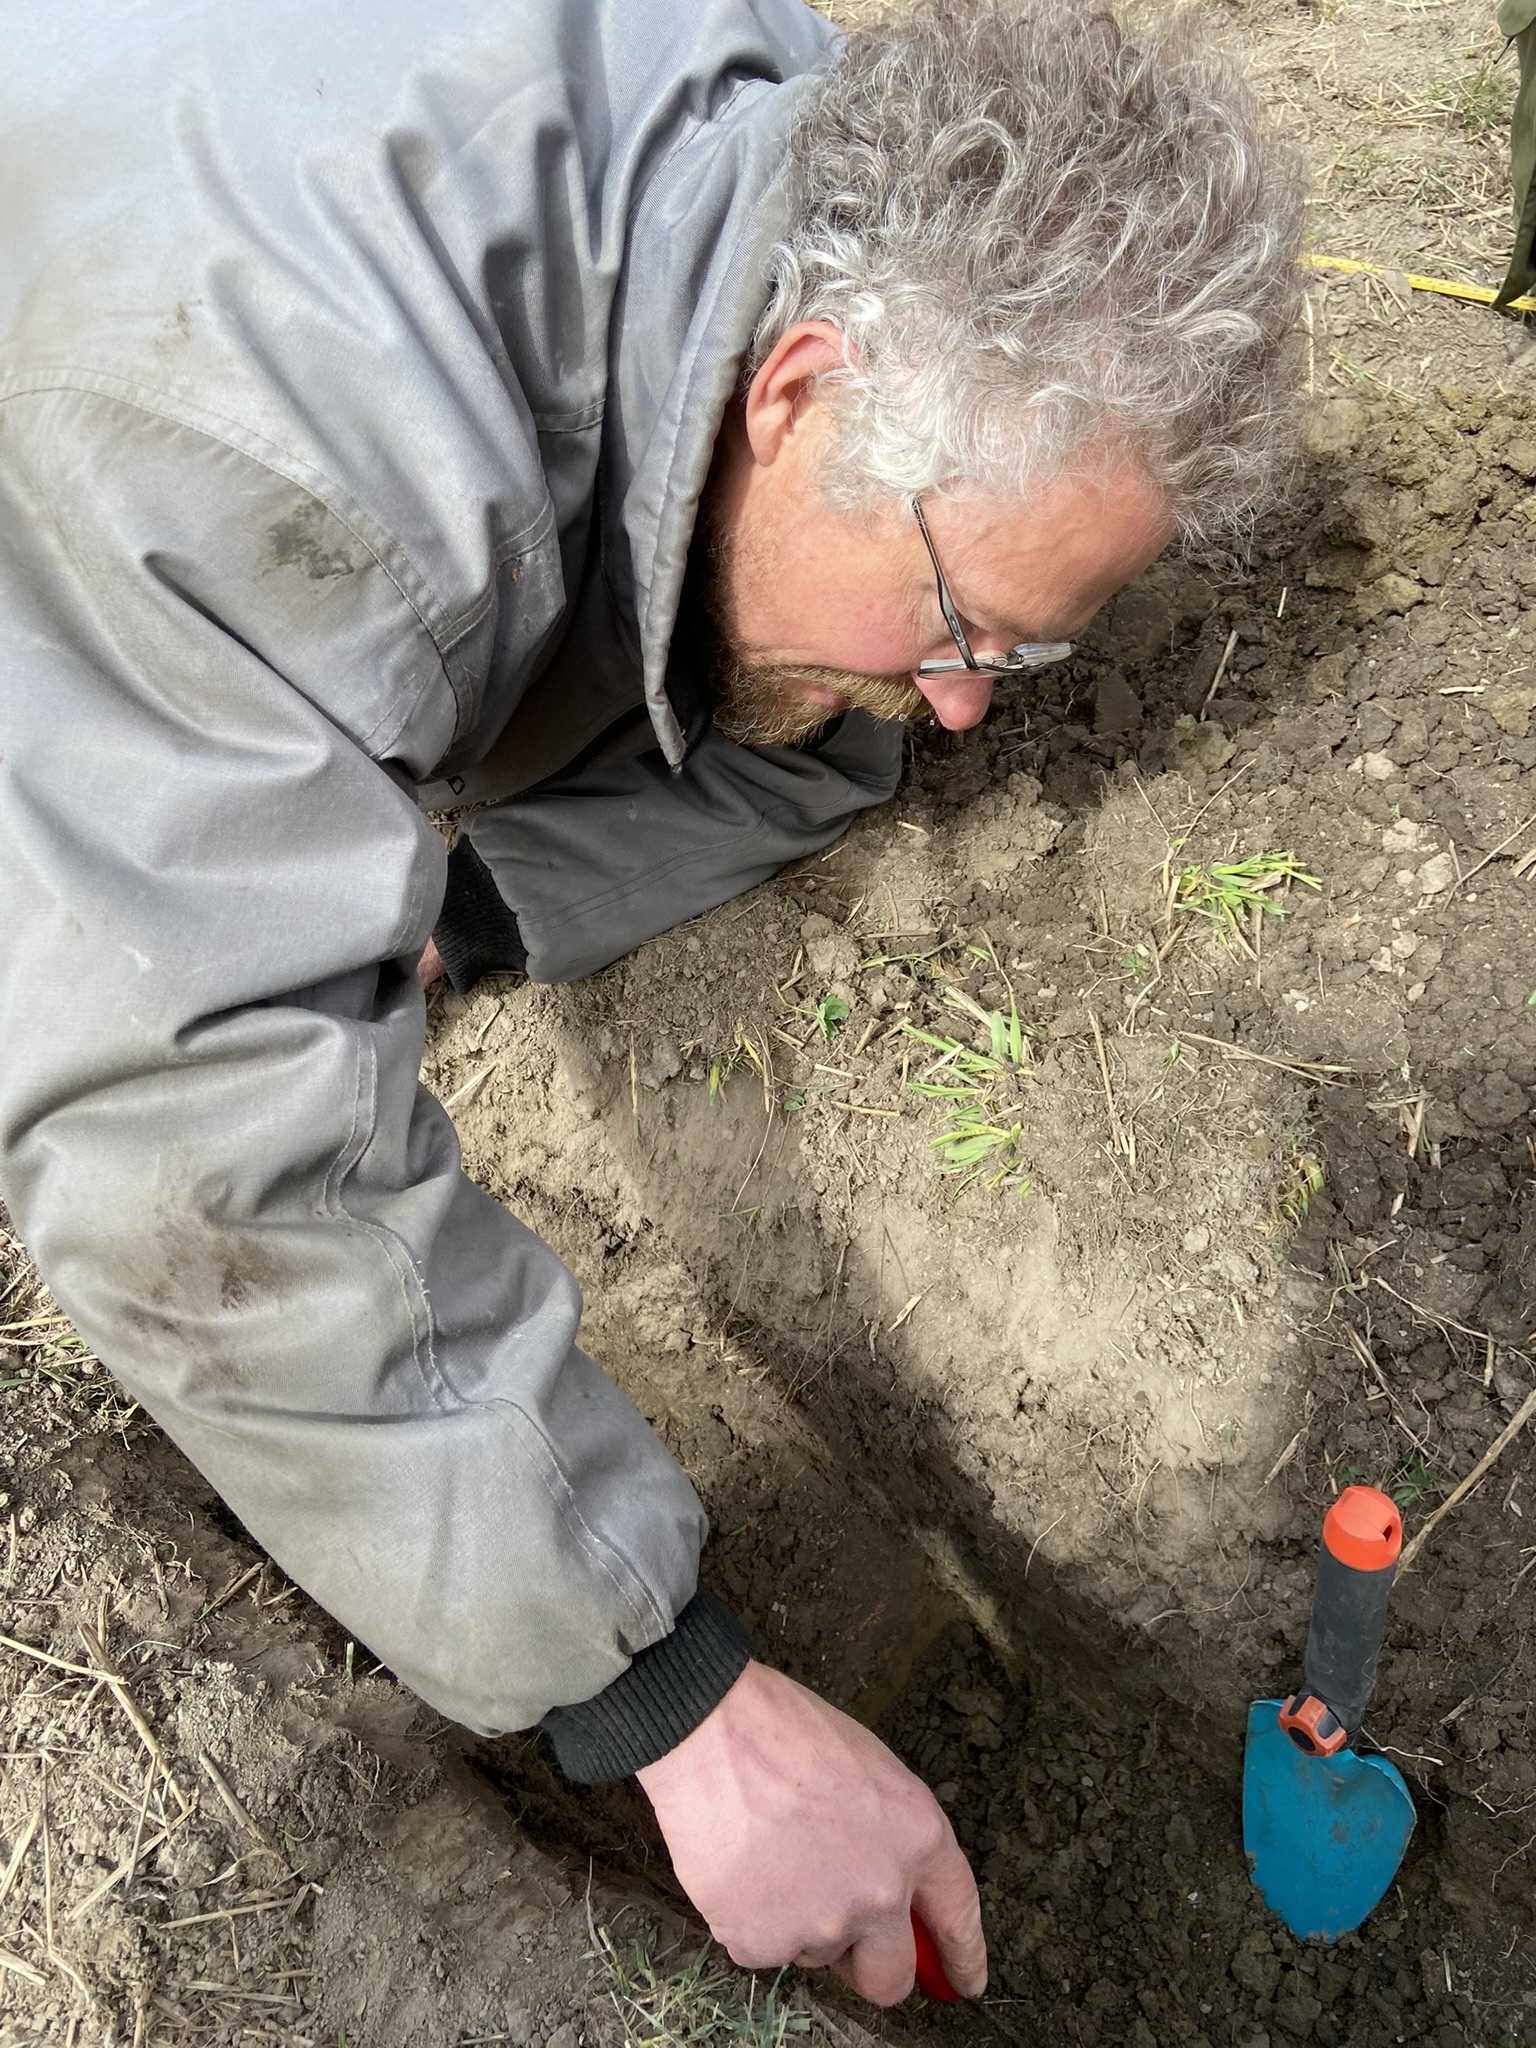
433,837,528,995
538,1590,754,1783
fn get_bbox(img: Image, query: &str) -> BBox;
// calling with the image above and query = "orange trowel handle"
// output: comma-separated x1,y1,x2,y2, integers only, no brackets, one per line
911,1910,962,2001
1278,1484,1402,1758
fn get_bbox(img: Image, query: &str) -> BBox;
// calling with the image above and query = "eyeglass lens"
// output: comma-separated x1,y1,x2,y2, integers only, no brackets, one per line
911,500,1072,680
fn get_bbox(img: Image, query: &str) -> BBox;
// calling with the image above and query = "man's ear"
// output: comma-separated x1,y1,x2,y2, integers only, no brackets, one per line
741,321,852,468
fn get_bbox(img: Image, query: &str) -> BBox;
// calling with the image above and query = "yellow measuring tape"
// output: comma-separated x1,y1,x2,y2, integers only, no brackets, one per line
1302,251,1536,318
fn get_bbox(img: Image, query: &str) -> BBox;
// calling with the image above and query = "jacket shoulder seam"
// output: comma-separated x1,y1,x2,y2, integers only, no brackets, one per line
0,369,549,706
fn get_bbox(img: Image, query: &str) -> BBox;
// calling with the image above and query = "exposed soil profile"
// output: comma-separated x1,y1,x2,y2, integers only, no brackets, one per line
5,2,1536,2044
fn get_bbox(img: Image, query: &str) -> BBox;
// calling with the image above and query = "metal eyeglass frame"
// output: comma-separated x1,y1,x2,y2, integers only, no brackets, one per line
912,499,1073,679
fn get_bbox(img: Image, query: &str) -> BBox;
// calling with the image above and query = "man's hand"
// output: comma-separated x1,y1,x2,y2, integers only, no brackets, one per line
635,1660,985,2006
416,938,445,991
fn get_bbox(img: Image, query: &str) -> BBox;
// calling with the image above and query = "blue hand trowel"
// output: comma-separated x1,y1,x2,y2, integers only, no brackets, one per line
1243,1485,1416,1942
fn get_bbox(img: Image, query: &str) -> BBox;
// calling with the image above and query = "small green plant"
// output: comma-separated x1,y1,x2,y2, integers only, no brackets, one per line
1444,50,1515,137
594,1923,809,2048
780,981,854,1046
811,993,849,1043
1337,1462,1370,1491
707,1046,743,1102
705,1031,767,1103
1328,1240,1365,1297
903,988,1034,1190
857,942,945,974
1275,1153,1325,1228
1175,852,1321,943
1391,1460,1448,1511
1331,142,1397,198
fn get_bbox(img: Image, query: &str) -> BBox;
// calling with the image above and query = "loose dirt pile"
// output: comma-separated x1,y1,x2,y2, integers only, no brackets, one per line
0,1311,658,2047
5,2,1536,2044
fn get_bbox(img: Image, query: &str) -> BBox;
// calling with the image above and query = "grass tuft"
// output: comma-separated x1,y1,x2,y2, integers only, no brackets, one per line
593,1920,810,2048
1274,1153,1326,1228
1175,853,1321,943
903,988,1034,1191
1437,49,1516,138
1391,1459,1448,1510
706,1032,769,1102
0,1212,139,1432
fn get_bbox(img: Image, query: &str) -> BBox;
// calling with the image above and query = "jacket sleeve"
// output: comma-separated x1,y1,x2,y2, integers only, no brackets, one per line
453,715,907,985
0,388,708,1737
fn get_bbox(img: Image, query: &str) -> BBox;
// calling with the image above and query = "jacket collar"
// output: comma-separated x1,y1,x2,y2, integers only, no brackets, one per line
604,70,822,765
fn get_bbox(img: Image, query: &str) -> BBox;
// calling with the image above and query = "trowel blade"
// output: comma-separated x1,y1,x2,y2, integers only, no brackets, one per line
1242,1700,1416,1942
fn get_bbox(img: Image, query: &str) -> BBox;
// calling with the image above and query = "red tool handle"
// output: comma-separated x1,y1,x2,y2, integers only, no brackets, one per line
911,1910,962,2001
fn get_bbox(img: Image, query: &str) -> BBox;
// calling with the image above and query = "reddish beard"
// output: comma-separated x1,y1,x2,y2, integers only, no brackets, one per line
712,653,929,747
702,477,930,747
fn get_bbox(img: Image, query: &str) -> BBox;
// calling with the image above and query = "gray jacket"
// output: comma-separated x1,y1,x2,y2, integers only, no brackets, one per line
0,0,902,1733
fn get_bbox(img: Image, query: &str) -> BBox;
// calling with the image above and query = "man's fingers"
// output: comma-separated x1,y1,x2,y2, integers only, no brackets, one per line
639,1665,988,2013
912,1861,988,1999
826,1929,919,2008
415,938,444,991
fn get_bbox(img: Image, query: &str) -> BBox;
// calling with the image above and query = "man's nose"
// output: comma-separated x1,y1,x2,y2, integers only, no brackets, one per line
913,670,995,731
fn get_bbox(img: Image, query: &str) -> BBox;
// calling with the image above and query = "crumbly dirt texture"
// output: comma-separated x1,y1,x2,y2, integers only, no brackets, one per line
6,2,1536,2044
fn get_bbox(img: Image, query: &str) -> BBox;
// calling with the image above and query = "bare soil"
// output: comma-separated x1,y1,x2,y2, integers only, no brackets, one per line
5,2,1536,2044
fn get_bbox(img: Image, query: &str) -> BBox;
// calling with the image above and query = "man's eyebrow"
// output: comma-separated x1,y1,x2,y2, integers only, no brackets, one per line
952,581,1074,643
937,575,1017,637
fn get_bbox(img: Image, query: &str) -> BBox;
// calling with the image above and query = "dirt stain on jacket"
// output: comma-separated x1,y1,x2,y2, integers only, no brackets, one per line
102,1185,296,1395
264,498,357,581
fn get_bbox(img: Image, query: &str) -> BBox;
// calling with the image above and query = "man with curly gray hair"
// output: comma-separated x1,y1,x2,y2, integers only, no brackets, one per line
701,0,1303,760
3,0,1300,2008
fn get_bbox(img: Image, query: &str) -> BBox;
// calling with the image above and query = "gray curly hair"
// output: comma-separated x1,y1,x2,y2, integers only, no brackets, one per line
753,0,1305,545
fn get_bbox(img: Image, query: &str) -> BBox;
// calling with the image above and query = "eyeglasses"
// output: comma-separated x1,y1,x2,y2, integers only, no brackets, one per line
912,500,1073,679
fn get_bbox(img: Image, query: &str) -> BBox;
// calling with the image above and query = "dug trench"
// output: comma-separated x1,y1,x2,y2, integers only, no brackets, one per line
435,378,1536,2048
5,391,1536,2046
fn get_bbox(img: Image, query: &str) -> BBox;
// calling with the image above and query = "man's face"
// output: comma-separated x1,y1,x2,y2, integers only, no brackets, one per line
707,381,1177,750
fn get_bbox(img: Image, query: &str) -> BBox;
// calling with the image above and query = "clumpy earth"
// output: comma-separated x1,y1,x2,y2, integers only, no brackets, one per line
437,375,1536,2048
6,1,1536,2043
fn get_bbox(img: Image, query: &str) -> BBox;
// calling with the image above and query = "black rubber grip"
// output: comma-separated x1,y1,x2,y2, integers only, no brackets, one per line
1300,1542,1398,1739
